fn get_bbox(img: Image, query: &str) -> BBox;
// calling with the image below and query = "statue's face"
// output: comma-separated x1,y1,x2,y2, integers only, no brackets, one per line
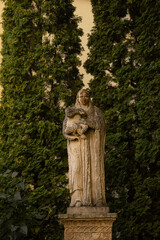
79,91,90,106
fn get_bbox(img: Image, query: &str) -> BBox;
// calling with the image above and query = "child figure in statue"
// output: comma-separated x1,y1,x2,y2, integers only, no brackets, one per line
64,106,88,140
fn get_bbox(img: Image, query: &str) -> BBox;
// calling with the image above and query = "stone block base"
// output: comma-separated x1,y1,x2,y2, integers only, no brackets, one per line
67,206,110,215
59,209,117,240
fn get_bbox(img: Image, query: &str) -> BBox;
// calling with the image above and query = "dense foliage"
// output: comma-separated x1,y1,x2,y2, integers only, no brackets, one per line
0,169,30,239
0,0,83,239
85,0,160,239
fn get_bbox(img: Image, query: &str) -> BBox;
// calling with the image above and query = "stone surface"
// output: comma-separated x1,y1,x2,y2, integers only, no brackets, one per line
59,212,117,240
67,206,110,216
63,89,106,207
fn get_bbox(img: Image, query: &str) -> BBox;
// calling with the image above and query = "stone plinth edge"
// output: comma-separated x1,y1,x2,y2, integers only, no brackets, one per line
59,212,117,220
67,206,110,215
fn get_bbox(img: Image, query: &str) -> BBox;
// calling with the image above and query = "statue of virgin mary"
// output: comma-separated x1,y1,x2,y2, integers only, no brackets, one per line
63,89,106,207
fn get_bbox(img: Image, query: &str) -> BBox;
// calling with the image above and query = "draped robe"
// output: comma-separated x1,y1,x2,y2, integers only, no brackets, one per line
63,103,106,207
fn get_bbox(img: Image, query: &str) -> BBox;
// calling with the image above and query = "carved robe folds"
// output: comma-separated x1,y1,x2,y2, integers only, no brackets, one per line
63,101,106,207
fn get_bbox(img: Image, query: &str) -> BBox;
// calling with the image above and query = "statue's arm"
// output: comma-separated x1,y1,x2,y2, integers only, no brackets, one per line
78,107,105,130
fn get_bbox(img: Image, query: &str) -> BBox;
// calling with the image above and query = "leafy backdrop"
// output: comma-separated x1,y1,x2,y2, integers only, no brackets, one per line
0,0,160,239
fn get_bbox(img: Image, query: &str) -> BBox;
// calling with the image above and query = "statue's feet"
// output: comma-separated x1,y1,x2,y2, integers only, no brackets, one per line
96,201,103,207
75,201,82,207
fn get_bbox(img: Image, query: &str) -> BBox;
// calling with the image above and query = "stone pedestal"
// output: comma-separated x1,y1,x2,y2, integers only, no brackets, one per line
59,207,117,240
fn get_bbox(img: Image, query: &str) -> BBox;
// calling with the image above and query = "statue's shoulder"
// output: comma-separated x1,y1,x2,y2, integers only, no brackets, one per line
93,106,105,124
94,106,104,116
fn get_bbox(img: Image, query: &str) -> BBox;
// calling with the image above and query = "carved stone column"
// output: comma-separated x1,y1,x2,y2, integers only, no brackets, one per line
59,207,117,240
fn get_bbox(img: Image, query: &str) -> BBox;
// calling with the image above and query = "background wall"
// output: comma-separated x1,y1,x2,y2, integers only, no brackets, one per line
73,0,93,87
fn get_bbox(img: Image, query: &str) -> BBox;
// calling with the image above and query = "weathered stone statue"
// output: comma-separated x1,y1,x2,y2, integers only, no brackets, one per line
63,88,106,207
60,89,117,239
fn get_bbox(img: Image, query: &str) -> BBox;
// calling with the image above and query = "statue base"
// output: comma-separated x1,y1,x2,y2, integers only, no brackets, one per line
58,207,117,240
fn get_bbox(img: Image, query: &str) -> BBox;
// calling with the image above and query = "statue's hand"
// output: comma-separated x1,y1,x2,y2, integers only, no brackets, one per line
67,135,79,141
78,119,97,129
78,119,88,125
78,109,87,118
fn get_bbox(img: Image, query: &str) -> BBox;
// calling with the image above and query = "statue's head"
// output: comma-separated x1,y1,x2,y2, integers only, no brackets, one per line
75,89,91,108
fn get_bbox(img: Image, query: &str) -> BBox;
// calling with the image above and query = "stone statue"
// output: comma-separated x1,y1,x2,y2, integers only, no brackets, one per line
63,89,106,207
